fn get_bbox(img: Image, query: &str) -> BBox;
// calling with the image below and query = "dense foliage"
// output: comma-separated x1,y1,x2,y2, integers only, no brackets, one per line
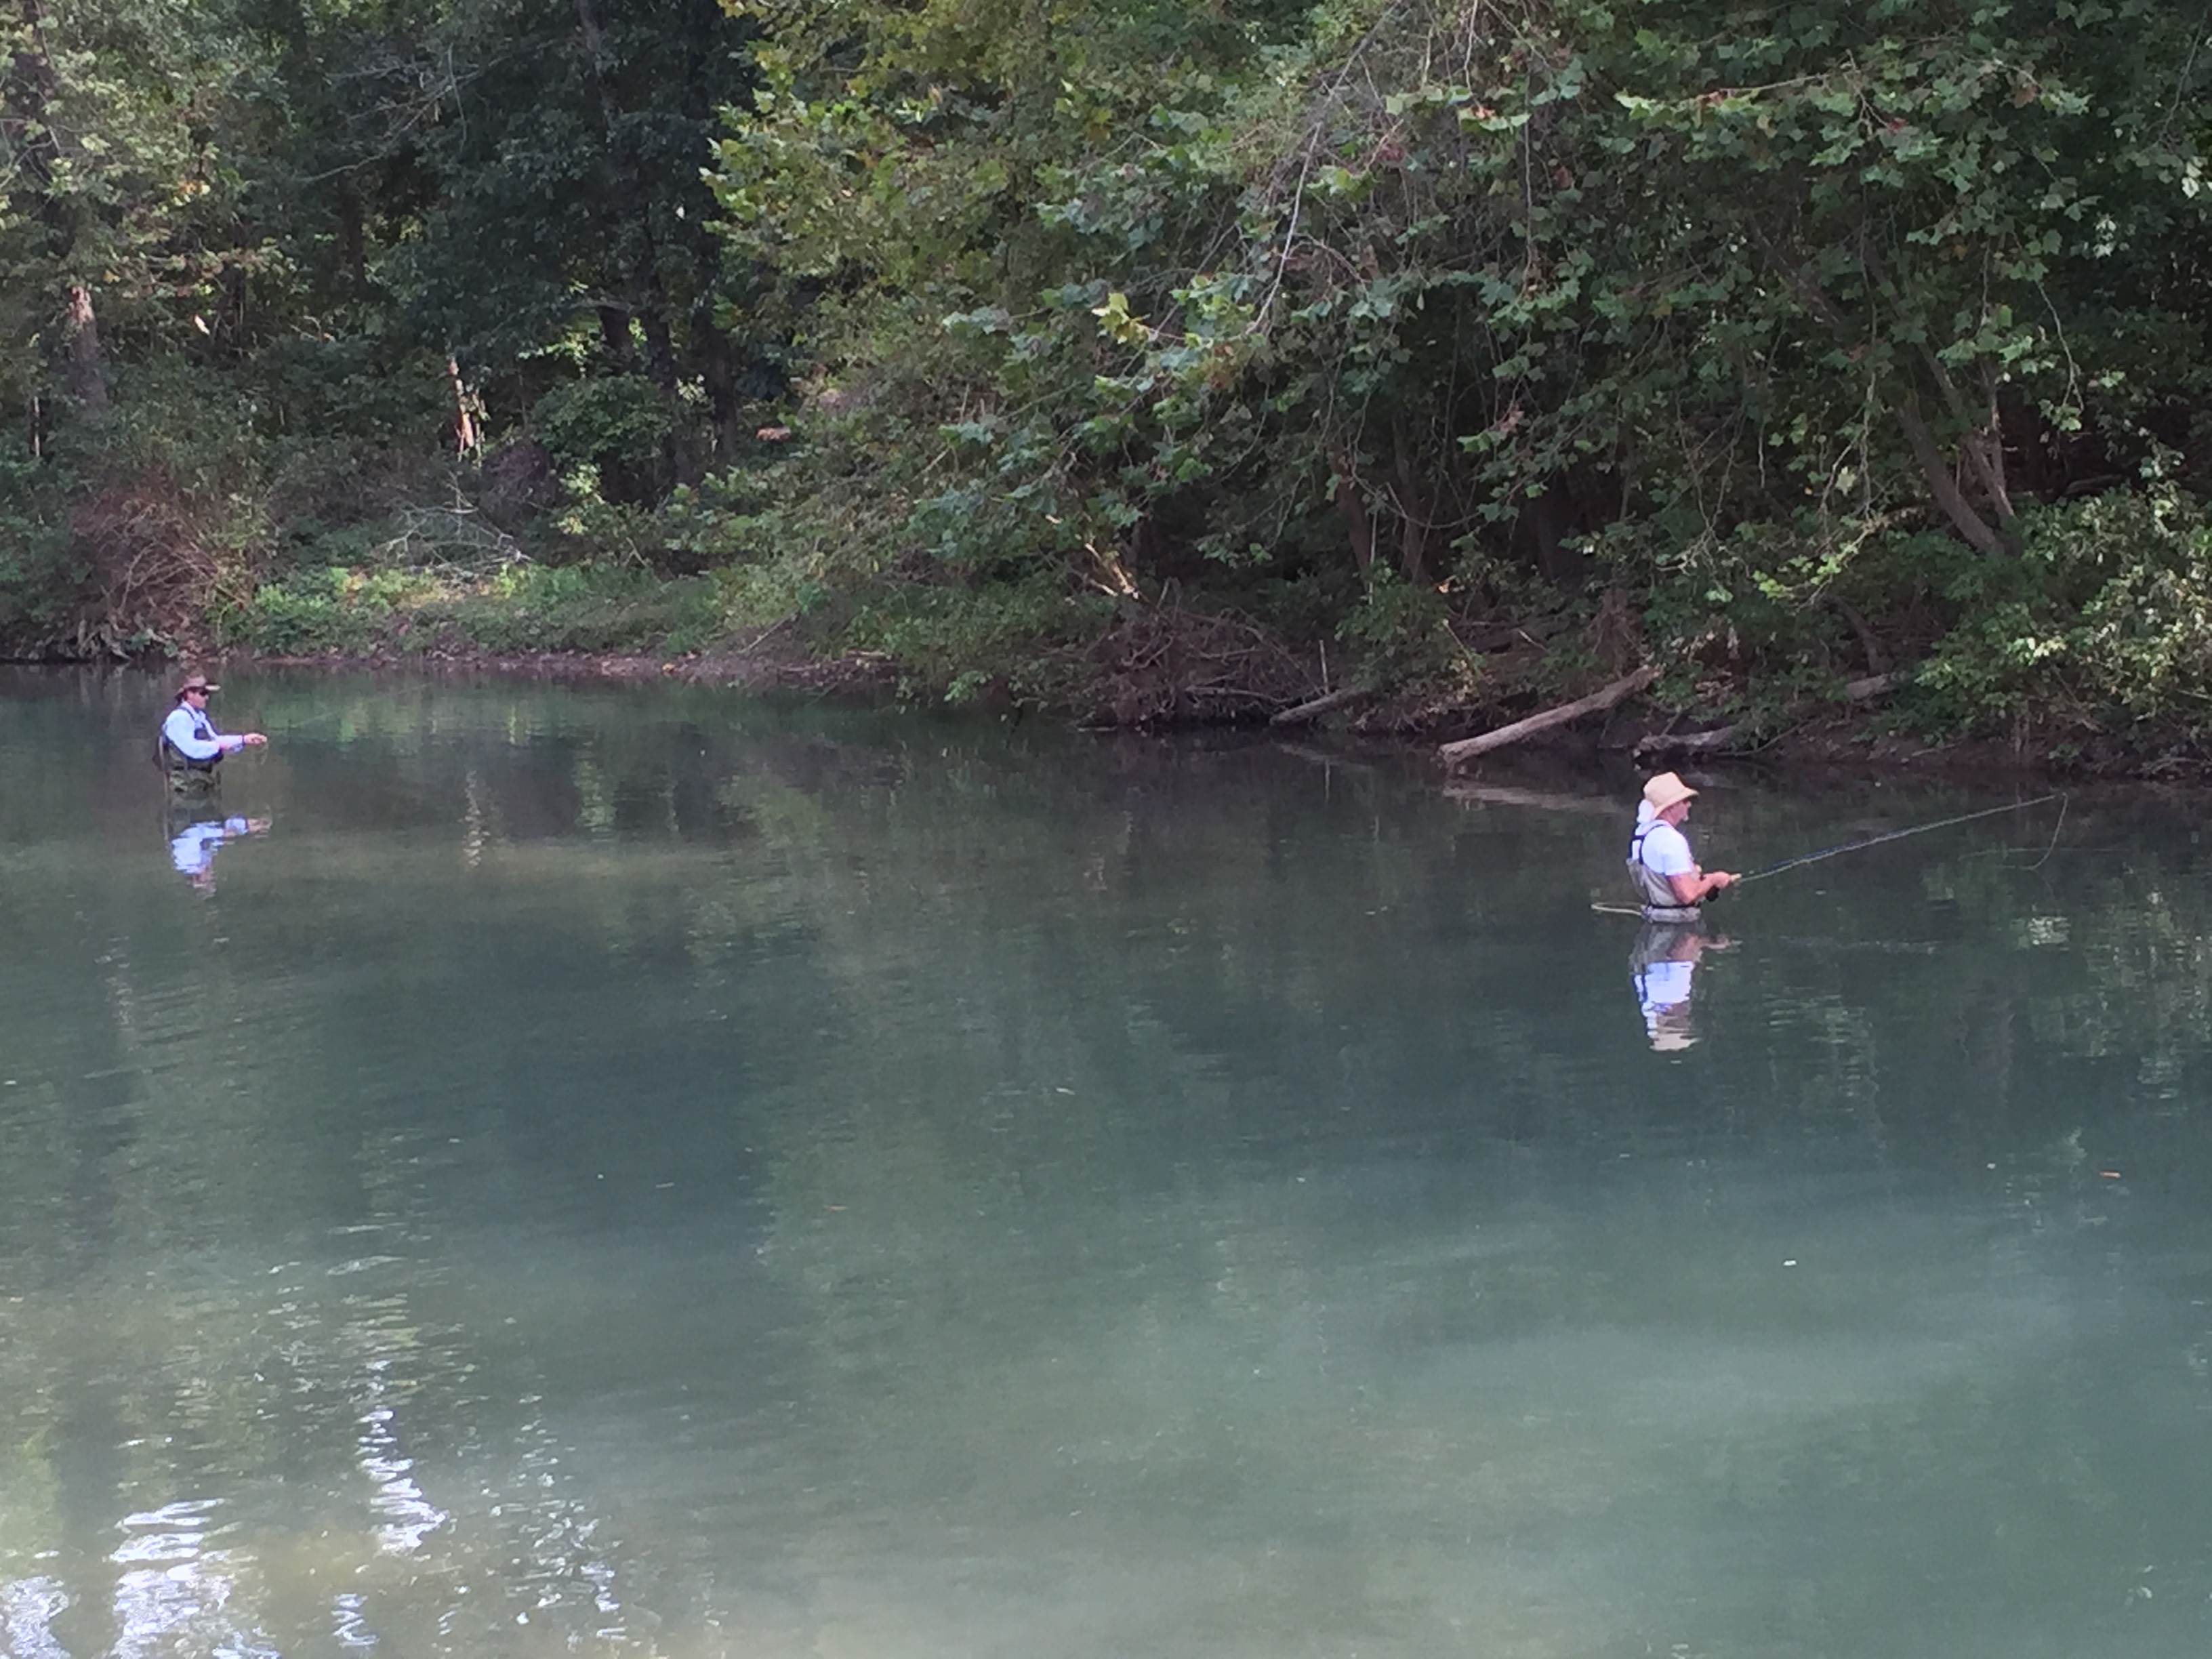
5,0,2212,741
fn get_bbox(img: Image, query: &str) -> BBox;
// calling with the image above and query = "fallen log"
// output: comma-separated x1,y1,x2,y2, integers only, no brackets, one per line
1634,722,1742,759
1454,613,1575,653
1844,672,1896,701
1437,667,1659,769
1269,686,1368,727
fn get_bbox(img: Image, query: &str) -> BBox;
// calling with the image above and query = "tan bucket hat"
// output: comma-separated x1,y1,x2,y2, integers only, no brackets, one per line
176,672,220,699
1641,771,1698,816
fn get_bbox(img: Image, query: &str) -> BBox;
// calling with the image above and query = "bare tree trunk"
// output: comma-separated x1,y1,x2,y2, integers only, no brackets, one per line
1917,346,2015,533
1896,396,2003,556
217,262,247,348
1771,237,2017,557
575,0,697,490
447,354,476,453
1331,449,1377,577
596,305,634,369
14,4,110,420
64,283,106,414
1967,384,2015,527
696,311,744,462
636,274,679,393
636,277,697,487
1391,428,1428,586
572,0,609,65
1829,595,1889,675
336,183,367,296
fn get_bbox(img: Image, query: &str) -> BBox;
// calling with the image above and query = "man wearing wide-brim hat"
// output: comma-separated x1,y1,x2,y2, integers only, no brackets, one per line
159,672,267,799
1626,771,1734,922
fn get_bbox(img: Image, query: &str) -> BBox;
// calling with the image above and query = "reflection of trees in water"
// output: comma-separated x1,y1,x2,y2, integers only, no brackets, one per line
695,764,2212,1648
0,853,649,1656
0,1249,656,1656
5,680,2212,1649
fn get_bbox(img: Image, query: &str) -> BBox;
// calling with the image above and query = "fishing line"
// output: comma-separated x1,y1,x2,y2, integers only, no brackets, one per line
1731,792,2066,886
2018,793,2068,872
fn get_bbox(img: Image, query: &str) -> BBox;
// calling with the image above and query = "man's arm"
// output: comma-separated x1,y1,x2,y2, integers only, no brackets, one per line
1667,867,1736,904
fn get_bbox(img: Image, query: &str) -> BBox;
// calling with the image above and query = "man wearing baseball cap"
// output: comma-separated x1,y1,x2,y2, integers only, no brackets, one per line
158,672,267,800
1626,771,1734,922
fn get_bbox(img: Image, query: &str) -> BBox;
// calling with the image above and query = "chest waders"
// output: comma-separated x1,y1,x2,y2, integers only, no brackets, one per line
1627,822,1700,924
155,724,222,803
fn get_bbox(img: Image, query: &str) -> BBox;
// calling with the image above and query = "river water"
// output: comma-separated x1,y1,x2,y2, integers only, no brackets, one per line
2,670,2210,1658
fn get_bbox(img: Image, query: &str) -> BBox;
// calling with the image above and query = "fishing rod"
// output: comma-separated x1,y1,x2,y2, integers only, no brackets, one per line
1731,792,2065,886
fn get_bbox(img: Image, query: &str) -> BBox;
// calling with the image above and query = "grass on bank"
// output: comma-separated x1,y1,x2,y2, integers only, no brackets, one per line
221,556,726,659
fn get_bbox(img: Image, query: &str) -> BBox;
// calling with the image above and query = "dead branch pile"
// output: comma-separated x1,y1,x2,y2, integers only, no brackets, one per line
1084,605,1322,727
71,478,224,652
375,503,528,575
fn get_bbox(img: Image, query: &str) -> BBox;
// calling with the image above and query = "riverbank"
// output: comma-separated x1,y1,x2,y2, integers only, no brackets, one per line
17,426,2212,783
28,474,2212,785
211,628,2212,785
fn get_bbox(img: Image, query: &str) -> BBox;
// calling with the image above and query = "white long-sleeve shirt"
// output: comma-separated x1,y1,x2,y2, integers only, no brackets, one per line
161,703,243,762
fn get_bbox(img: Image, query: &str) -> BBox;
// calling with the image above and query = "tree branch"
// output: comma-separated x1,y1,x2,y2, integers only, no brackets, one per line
1895,396,2004,556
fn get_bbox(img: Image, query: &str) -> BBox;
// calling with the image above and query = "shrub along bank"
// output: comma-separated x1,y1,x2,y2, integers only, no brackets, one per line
191,479,2212,773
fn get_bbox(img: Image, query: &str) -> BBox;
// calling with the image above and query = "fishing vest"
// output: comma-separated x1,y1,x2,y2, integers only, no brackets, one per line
1627,821,1700,924
155,710,224,791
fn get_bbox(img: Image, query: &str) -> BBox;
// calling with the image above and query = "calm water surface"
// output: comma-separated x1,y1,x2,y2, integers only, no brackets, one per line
1,670,2210,1658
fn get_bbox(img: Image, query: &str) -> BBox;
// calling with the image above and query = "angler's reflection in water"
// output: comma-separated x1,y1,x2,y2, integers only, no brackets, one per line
168,815,269,894
1630,922,1729,1052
